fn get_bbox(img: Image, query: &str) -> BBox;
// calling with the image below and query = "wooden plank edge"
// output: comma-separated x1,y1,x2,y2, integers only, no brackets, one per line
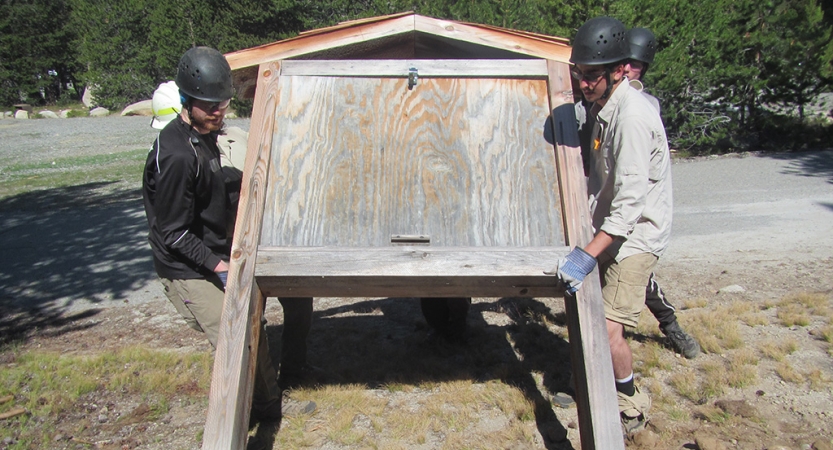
415,16,571,63
202,61,282,450
226,16,416,70
279,59,549,77
546,59,624,450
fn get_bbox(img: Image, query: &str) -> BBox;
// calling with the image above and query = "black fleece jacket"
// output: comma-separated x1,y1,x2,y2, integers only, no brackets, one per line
142,117,230,280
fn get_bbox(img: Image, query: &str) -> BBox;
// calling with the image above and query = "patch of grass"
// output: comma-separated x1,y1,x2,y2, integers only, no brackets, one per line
777,303,811,327
66,109,89,118
726,300,770,326
275,380,539,449
726,364,758,389
699,361,727,399
697,405,732,423
760,338,798,362
0,148,147,199
820,325,833,343
685,307,743,354
0,347,211,448
775,362,805,384
806,369,832,391
633,341,673,377
669,369,699,403
777,292,831,327
726,348,759,388
683,297,708,309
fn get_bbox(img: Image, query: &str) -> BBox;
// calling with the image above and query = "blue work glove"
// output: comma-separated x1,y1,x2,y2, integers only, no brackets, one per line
547,247,597,294
217,271,228,289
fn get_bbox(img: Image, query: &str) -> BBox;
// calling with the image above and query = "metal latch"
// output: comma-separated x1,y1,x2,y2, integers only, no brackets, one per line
391,234,430,245
408,67,418,90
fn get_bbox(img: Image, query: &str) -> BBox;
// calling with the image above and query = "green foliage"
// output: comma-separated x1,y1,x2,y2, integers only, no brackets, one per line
0,0,80,106
612,0,833,152
68,0,306,110
1,0,830,152
229,97,254,118
66,109,89,118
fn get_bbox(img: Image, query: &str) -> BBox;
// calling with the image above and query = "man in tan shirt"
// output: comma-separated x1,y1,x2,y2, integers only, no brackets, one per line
553,16,673,436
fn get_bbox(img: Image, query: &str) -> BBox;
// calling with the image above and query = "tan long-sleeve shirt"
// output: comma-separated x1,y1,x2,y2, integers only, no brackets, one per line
587,81,673,262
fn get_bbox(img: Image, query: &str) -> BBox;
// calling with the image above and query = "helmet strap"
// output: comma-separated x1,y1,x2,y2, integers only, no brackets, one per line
600,63,626,100
601,70,614,100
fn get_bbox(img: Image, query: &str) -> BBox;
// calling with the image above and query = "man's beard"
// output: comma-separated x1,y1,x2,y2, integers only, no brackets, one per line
190,113,225,133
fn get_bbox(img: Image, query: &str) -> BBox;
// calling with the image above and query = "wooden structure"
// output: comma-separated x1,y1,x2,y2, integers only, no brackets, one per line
205,12,622,449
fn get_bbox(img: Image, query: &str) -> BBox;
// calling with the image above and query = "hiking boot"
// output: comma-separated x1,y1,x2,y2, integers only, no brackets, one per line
618,386,650,436
661,321,700,359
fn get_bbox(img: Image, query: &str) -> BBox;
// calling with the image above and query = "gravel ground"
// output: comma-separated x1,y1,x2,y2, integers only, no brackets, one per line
0,115,251,165
1,115,832,450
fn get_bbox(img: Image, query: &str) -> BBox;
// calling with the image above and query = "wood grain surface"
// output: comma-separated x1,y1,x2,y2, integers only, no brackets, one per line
546,59,623,450
261,73,564,248
202,62,281,450
254,246,569,297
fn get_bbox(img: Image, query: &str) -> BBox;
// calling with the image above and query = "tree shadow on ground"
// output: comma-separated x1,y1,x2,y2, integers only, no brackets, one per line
0,182,157,348
265,296,576,449
763,148,833,184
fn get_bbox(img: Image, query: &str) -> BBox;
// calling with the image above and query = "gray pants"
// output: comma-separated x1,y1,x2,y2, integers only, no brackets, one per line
161,277,280,411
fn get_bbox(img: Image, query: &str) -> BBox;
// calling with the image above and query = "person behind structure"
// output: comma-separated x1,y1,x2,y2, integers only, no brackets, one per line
622,26,700,359
142,47,315,424
551,16,673,436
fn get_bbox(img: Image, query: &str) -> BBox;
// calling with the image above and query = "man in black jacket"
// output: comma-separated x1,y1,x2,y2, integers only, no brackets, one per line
142,46,314,423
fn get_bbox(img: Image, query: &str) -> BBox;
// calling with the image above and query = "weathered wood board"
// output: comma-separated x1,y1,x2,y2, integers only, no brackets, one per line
261,65,564,248
255,246,571,297
203,57,623,450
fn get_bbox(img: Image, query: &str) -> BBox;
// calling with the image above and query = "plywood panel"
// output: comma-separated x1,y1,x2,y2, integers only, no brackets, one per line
261,75,564,248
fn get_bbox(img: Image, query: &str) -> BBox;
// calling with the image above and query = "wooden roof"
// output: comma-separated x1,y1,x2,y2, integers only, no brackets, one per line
225,12,572,70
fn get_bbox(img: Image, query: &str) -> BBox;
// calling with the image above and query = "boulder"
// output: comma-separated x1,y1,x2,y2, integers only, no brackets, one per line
59,110,70,118
121,99,153,117
89,107,110,117
37,110,60,119
718,284,745,294
14,110,29,119
81,87,95,107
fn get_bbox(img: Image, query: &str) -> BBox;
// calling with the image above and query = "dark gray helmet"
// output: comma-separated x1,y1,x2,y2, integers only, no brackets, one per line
570,17,629,65
626,28,657,64
176,47,233,102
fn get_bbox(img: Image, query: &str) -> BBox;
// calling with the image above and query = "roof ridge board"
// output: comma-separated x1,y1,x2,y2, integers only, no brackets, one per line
456,21,570,45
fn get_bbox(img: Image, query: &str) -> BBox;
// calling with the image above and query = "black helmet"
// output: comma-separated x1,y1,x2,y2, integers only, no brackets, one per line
176,47,233,102
626,28,657,65
570,17,629,66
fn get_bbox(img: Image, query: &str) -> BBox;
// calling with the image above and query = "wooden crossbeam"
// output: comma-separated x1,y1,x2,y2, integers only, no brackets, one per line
255,246,570,298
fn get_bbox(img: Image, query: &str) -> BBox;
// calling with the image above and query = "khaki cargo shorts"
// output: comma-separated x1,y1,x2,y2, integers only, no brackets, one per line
600,253,658,328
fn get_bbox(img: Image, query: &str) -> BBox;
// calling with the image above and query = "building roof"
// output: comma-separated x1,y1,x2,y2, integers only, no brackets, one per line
225,12,571,71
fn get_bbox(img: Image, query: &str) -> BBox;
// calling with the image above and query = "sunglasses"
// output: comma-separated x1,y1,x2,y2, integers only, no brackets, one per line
195,98,231,111
570,67,607,83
